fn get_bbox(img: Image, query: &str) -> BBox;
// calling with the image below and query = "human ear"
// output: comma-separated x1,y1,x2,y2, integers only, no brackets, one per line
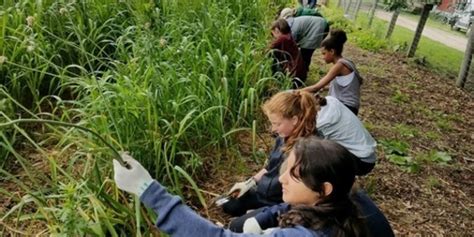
322,182,333,196
291,116,298,126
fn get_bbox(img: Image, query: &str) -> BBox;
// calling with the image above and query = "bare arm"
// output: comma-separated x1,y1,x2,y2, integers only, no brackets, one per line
302,62,345,93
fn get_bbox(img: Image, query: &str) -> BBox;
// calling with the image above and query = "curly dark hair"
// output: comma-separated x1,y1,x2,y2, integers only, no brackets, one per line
321,29,347,56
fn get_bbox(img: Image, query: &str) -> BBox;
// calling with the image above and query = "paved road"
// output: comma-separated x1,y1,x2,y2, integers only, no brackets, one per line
374,10,467,52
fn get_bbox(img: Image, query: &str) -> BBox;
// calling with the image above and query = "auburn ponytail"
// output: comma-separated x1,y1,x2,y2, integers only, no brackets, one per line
262,90,318,152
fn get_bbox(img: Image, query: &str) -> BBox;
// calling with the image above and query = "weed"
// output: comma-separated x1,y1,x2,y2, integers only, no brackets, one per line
394,123,419,138
426,176,441,188
391,89,410,104
416,150,452,165
424,131,440,140
379,139,410,156
379,139,419,172
351,30,387,52
435,116,453,131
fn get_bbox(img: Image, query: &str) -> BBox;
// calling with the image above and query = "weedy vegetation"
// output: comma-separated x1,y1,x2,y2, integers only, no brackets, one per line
0,0,288,235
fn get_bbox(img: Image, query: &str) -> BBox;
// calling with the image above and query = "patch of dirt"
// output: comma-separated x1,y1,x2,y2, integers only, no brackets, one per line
198,46,474,235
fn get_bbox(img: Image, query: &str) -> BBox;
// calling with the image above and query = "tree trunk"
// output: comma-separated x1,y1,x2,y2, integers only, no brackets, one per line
457,24,474,88
407,4,433,57
368,0,379,27
353,0,362,21
385,8,400,39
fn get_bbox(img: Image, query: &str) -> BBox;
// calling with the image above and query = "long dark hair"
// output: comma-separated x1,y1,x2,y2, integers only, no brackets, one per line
278,137,368,237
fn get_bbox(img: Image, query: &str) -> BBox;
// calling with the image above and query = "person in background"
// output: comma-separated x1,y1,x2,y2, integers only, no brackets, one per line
113,137,394,236
297,0,317,8
280,8,329,85
269,18,306,88
301,29,363,115
295,5,323,17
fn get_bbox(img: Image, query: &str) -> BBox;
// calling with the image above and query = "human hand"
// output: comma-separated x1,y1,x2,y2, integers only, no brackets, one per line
243,217,263,234
113,152,153,197
227,178,256,198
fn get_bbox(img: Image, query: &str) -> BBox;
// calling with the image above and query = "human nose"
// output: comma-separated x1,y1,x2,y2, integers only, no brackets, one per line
279,168,288,184
270,124,277,133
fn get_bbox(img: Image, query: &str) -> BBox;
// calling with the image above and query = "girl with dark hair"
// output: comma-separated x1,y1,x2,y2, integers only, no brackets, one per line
302,29,363,115
242,137,393,236
221,90,318,218
269,19,306,87
112,137,393,236
227,91,376,232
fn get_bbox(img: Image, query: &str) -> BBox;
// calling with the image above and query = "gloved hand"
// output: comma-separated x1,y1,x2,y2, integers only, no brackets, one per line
227,178,256,198
113,152,153,198
243,217,263,234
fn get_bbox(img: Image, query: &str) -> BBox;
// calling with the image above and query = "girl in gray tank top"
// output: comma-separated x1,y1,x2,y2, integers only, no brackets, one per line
301,29,362,115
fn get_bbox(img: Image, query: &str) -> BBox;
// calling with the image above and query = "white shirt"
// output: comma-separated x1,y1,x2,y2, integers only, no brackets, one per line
317,96,376,163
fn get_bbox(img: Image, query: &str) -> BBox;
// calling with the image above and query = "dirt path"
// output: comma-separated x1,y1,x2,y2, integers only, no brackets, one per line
374,10,467,52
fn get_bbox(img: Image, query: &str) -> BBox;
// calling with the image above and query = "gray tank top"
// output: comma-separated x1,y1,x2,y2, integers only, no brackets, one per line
328,58,362,110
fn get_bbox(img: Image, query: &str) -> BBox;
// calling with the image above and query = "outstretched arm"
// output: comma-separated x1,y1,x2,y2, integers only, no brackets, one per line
302,62,344,93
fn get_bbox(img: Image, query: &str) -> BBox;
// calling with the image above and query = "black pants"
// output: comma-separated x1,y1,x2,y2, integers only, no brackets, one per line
353,157,375,176
222,189,277,217
300,48,316,78
345,104,359,116
228,207,267,232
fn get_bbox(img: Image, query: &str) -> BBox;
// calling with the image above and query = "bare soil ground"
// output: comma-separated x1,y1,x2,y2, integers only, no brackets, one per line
198,46,474,236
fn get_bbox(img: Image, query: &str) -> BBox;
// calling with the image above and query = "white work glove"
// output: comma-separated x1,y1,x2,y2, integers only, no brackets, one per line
243,217,263,234
227,178,256,198
113,152,153,198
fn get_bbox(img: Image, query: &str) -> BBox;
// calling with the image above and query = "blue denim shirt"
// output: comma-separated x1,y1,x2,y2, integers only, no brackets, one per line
255,136,285,204
141,181,321,236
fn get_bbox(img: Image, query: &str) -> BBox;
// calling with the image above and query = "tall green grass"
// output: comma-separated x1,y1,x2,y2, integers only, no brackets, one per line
322,3,463,77
1,0,287,235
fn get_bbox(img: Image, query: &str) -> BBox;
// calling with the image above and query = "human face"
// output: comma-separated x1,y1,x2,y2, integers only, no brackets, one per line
321,48,335,64
267,113,297,138
271,28,282,38
279,151,319,205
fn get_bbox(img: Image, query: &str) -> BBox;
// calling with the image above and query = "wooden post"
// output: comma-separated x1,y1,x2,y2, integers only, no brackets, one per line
385,8,400,39
457,24,474,88
407,4,433,57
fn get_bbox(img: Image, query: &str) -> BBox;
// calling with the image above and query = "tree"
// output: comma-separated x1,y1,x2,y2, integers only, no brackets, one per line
368,0,380,28
384,0,407,39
